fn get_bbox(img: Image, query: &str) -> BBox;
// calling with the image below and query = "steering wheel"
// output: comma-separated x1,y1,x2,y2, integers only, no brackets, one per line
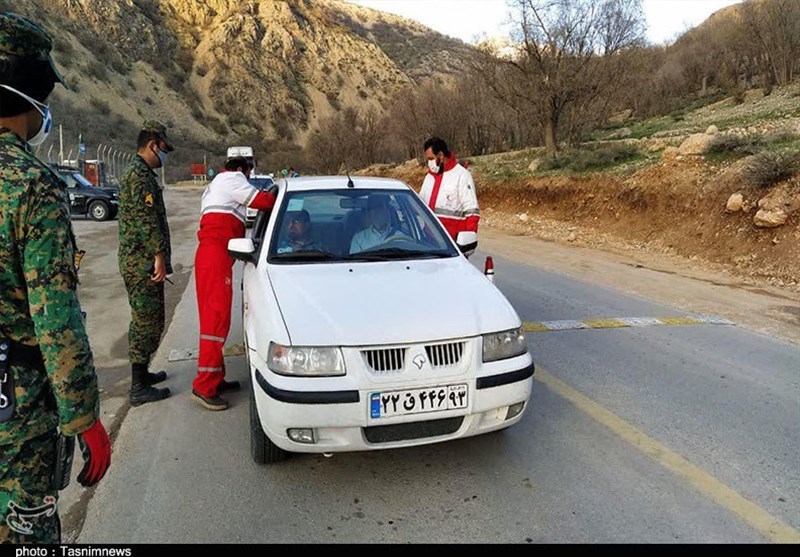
383,233,416,245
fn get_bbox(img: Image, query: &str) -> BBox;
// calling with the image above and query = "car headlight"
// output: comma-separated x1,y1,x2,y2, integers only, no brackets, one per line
268,343,345,376
482,327,527,363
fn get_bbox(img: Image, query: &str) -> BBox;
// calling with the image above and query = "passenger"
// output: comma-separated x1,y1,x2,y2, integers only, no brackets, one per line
277,210,321,253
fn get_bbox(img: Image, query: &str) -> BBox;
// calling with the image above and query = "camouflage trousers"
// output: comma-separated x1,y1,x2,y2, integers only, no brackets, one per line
123,275,165,366
0,430,60,544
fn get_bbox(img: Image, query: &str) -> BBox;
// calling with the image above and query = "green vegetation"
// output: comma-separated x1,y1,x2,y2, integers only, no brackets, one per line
537,145,644,173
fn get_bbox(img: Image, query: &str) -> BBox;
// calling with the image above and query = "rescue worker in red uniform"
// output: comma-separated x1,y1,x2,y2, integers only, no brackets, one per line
191,157,276,411
419,137,480,256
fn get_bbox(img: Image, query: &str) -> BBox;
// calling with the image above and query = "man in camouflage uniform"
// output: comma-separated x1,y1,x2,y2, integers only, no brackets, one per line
118,120,174,406
0,12,111,544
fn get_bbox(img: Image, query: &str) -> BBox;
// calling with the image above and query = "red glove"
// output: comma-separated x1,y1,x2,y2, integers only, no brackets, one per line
77,420,111,487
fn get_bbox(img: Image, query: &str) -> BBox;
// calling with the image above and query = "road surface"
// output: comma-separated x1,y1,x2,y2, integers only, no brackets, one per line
67,187,799,543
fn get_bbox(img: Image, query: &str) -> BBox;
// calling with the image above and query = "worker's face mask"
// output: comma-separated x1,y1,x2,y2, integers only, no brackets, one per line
427,157,440,174
0,84,53,146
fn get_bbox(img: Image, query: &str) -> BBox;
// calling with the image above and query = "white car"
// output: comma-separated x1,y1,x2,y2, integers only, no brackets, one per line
228,176,535,464
245,174,275,227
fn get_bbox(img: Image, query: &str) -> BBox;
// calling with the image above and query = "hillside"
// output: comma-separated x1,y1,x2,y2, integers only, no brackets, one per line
1,0,474,177
360,84,800,295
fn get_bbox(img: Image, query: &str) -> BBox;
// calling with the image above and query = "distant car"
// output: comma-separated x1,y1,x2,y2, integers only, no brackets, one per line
245,174,276,227
229,176,534,464
53,165,119,221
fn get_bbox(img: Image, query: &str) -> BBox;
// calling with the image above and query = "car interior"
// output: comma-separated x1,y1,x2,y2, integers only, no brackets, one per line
250,195,409,259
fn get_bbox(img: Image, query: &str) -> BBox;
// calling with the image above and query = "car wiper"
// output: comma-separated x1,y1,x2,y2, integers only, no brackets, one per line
348,248,452,261
271,250,340,262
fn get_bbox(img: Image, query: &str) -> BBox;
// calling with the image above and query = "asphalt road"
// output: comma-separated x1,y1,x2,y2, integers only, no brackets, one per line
71,194,799,544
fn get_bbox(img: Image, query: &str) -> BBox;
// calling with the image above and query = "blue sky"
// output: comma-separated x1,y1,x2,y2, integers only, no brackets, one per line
349,0,742,45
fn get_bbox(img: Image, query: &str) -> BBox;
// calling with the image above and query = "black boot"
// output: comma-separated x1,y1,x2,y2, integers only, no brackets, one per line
130,363,170,407
144,370,167,386
218,379,241,393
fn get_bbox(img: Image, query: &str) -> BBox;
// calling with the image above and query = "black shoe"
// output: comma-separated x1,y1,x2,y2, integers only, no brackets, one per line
143,370,167,386
218,380,241,393
192,390,229,411
129,384,171,407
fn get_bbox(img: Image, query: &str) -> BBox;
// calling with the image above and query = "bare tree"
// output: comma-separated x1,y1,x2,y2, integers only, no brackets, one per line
306,107,388,173
741,0,800,86
495,0,646,153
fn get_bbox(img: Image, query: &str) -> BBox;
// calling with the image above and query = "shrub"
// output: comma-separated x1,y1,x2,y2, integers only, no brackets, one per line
85,60,109,81
707,134,764,156
90,97,111,115
742,152,799,188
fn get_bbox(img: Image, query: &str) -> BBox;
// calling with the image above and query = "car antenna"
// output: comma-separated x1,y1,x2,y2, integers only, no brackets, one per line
344,161,354,188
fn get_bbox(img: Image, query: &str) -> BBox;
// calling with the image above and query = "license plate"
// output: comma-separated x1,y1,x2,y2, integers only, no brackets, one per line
370,384,468,418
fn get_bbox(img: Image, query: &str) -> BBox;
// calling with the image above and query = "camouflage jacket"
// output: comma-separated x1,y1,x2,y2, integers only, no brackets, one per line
117,155,172,279
0,128,99,445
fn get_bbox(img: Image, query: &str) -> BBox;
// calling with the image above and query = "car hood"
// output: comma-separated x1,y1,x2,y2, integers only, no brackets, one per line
267,257,521,346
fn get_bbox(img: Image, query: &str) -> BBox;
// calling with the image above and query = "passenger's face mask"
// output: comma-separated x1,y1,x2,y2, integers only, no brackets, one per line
0,84,52,146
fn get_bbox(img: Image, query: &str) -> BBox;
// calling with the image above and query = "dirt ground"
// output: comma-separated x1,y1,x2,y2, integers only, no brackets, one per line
373,155,800,298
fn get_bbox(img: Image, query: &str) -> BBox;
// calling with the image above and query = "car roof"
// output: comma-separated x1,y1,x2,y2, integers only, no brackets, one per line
53,165,79,172
281,176,412,193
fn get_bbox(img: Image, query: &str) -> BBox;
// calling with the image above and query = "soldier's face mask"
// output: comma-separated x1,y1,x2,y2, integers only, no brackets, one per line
0,84,53,146
151,141,168,168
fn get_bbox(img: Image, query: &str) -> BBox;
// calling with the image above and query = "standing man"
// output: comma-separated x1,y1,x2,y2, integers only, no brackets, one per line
117,120,174,407
419,137,480,254
192,156,276,411
0,12,110,543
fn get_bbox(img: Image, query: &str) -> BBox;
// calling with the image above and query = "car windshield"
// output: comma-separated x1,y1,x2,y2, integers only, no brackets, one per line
57,169,94,188
249,177,274,191
266,189,459,263
73,173,94,188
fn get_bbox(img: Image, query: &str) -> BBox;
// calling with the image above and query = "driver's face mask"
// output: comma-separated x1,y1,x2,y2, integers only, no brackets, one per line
0,84,53,146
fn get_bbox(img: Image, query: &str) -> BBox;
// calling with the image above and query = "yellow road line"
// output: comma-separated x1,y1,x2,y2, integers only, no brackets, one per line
583,318,629,329
523,315,733,333
536,368,800,544
657,316,702,326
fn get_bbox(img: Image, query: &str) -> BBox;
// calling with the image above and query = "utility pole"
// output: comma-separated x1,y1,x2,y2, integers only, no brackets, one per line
59,124,63,165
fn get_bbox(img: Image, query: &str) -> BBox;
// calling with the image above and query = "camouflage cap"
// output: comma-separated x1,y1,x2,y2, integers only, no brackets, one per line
141,119,175,151
0,12,67,88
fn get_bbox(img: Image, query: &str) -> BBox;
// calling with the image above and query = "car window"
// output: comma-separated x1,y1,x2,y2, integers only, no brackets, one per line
249,178,275,191
59,173,78,189
267,189,458,264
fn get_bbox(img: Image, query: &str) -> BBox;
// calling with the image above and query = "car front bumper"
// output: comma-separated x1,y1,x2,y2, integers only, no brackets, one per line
251,352,534,454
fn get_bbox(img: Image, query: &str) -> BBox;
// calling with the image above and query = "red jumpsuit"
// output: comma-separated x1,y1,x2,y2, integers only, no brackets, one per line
192,171,275,398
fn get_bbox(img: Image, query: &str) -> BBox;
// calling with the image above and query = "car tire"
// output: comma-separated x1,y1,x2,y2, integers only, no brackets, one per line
88,200,110,221
250,377,289,465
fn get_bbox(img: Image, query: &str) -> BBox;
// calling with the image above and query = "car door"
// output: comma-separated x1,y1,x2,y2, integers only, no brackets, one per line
59,173,84,215
71,179,89,214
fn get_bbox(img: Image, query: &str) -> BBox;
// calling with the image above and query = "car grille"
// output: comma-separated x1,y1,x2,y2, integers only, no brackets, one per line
362,348,407,374
364,417,464,444
425,342,465,368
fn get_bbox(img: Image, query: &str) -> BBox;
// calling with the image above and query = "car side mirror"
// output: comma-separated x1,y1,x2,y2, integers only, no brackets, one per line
456,231,478,254
228,238,257,263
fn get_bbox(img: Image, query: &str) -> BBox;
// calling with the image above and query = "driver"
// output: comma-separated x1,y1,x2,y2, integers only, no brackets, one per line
350,194,404,254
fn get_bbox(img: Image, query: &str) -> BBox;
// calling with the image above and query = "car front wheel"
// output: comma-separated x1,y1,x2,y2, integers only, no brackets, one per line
249,376,289,465
88,200,110,221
